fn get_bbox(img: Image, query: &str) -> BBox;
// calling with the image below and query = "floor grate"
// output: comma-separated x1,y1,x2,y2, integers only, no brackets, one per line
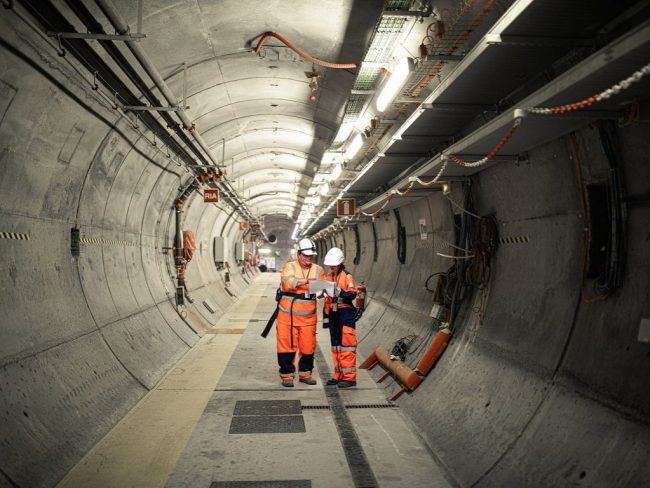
301,404,398,410
229,400,305,434
234,400,301,416
211,481,311,487
229,415,305,434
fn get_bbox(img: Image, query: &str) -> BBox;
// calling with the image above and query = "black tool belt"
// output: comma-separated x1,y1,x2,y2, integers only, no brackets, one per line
278,290,316,301
262,290,315,338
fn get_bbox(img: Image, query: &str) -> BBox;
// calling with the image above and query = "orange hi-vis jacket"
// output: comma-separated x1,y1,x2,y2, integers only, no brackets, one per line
324,269,357,315
278,260,325,327
276,260,325,382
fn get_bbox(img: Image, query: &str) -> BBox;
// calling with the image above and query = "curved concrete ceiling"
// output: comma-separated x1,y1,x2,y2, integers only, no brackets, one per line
101,0,382,223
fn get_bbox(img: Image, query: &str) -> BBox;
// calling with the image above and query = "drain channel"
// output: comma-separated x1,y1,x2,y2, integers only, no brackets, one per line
301,403,397,410
314,346,378,488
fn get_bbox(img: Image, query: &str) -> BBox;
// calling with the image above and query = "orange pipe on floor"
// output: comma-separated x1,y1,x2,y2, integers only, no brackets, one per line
359,350,378,370
371,328,452,395
414,328,451,376
375,346,422,391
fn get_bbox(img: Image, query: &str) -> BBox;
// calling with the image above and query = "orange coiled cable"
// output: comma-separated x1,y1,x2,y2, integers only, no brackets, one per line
254,31,358,69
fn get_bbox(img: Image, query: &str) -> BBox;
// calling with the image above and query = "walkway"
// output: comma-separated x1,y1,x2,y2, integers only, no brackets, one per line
58,273,451,488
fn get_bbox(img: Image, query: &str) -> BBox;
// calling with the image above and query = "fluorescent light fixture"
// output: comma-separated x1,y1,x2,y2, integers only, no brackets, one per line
329,164,342,181
344,133,363,161
291,223,300,240
335,122,355,144
376,57,414,112
312,195,321,206
258,248,272,254
319,182,329,196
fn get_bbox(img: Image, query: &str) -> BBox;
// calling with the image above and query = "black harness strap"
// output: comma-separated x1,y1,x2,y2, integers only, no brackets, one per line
261,291,309,338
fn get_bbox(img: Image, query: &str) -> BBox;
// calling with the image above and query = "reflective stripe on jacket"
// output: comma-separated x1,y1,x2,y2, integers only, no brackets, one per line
324,269,357,314
278,260,325,321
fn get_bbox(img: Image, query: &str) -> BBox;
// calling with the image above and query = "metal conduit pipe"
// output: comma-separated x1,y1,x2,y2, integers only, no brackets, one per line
95,0,215,164
62,0,210,169
95,0,256,223
16,0,199,169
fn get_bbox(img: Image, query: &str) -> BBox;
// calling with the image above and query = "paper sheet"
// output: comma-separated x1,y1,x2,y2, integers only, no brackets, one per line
308,279,335,296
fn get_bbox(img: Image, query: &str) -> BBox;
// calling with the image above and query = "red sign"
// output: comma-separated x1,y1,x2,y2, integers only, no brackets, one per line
337,198,356,217
204,189,219,203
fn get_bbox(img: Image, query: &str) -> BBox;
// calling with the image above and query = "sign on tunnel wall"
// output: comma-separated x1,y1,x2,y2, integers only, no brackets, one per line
204,189,219,203
337,198,355,217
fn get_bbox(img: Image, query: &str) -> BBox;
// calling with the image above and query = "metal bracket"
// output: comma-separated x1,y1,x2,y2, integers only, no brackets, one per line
445,154,522,163
123,105,189,112
485,34,592,48
394,97,425,104
422,102,498,112
47,32,146,41
423,53,465,62
382,9,432,19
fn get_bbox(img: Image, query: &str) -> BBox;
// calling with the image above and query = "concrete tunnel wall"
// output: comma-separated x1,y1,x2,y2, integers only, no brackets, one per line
323,112,650,487
0,19,253,488
1,12,650,488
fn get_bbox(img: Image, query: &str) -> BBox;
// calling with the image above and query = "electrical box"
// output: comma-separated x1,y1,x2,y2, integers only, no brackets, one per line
214,236,227,263
234,242,245,262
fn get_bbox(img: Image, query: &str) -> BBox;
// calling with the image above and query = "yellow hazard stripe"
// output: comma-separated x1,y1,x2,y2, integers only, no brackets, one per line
80,236,146,247
0,232,31,240
499,235,530,244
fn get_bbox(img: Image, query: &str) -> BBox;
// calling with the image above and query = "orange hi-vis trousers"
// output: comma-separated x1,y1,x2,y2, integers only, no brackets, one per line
324,269,357,382
277,260,324,382
326,306,357,382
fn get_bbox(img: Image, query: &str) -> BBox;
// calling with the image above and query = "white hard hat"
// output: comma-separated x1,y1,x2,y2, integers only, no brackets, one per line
297,238,317,256
324,247,344,266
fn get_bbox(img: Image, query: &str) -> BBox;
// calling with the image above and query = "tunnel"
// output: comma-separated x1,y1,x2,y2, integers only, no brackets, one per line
1,1,649,487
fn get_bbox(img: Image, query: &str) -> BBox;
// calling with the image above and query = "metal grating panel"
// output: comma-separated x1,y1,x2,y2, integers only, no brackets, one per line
386,0,412,9
211,481,311,488
229,415,305,434
301,404,398,410
233,400,301,416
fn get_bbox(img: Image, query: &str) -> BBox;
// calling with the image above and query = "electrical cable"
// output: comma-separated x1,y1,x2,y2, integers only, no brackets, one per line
254,31,358,69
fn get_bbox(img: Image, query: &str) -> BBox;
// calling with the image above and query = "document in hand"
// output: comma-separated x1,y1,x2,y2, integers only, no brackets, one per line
308,279,335,296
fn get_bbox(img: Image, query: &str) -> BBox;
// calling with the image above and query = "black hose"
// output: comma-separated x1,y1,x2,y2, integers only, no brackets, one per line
17,0,200,169
393,208,406,264
371,220,378,262
595,120,627,294
353,225,361,265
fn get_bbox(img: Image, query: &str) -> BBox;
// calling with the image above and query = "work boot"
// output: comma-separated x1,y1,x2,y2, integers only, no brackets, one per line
326,379,339,386
299,377,317,385
281,380,294,388
337,381,356,389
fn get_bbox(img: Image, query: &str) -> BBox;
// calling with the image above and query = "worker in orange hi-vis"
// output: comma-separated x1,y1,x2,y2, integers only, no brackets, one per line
277,238,326,387
323,247,358,388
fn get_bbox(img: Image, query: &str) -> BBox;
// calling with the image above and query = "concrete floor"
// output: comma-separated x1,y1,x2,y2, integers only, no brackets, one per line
57,273,451,488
